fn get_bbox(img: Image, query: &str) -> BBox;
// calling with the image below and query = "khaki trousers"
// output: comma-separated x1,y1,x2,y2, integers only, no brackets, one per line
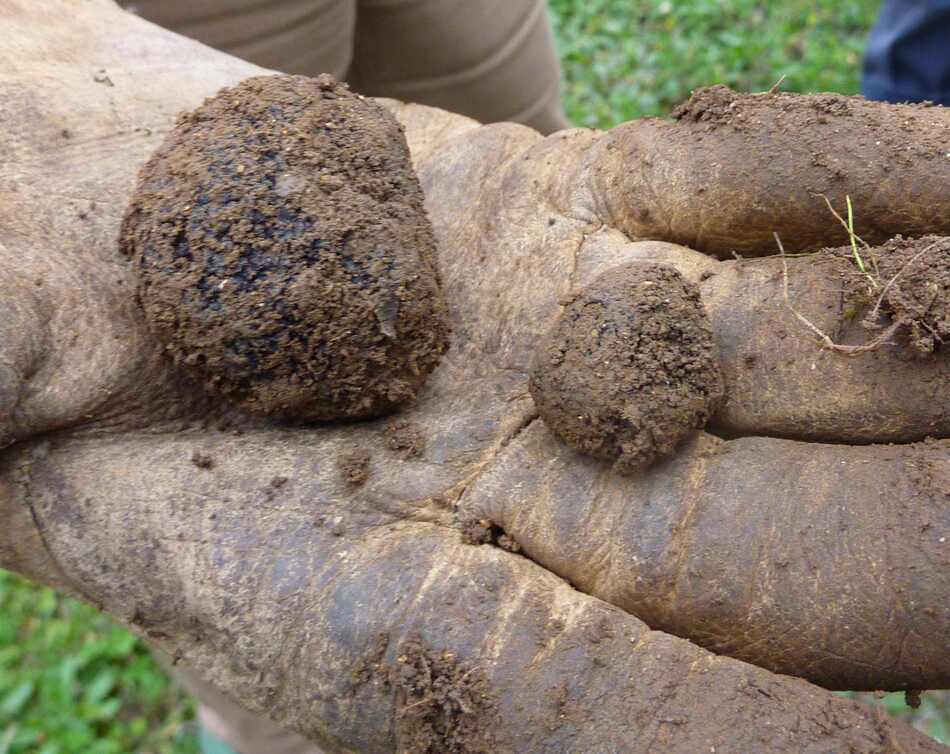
172,665,332,754
122,0,568,133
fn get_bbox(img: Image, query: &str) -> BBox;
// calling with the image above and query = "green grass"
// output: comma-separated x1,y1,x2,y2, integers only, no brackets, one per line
550,0,880,128
5,0,948,749
0,572,197,754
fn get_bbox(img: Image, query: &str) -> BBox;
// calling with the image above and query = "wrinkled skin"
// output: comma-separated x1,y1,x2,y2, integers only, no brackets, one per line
1,2,948,752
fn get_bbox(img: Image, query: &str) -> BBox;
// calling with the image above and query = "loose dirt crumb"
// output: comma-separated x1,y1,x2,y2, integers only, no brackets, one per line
270,476,288,489
337,447,372,487
386,420,425,459
459,517,522,553
383,637,496,754
190,451,215,469
459,517,493,546
92,69,114,87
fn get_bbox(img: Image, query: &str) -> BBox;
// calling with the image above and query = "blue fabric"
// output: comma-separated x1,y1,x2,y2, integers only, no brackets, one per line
200,726,240,754
862,0,950,104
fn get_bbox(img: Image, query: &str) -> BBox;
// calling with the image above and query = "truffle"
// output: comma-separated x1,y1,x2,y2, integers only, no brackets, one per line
121,74,450,421
529,263,723,472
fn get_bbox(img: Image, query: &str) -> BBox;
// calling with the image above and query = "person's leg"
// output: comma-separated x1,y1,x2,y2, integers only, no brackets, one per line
121,0,356,79
348,0,569,134
862,0,950,105
170,662,332,754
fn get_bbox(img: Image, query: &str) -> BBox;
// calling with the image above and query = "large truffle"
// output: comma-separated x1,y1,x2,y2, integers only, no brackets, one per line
530,264,724,473
120,74,450,421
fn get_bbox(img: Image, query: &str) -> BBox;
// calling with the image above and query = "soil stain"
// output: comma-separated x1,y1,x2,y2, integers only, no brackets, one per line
190,451,215,469
386,420,425,459
337,447,372,487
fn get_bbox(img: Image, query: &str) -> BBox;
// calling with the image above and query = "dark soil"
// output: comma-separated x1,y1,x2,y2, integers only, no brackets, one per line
838,234,950,355
337,447,371,487
386,420,425,459
383,637,495,754
530,263,724,473
121,74,450,421
190,451,214,469
459,517,522,553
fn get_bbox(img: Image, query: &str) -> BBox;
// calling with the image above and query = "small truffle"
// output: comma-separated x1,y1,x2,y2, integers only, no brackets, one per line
530,263,724,473
121,74,450,421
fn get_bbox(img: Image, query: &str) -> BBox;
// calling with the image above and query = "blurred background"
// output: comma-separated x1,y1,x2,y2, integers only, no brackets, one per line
4,1,947,751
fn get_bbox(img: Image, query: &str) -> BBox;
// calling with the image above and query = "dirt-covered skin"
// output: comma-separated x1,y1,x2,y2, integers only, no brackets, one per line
8,429,944,754
530,264,723,472
1,2,949,752
592,85,950,257
845,234,950,355
701,240,950,442
465,426,950,692
121,74,449,421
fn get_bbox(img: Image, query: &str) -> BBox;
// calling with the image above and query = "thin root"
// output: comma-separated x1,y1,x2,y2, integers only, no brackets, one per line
774,232,899,355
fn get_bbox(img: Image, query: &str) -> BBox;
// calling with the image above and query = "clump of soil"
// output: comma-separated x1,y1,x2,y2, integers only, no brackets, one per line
337,447,371,487
530,263,724,473
121,74,450,421
838,235,950,355
383,638,495,754
459,517,522,553
386,419,425,458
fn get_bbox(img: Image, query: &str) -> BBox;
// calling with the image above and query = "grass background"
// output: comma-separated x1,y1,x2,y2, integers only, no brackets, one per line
5,0,948,751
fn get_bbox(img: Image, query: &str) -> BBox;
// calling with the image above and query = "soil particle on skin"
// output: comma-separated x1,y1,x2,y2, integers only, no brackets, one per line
121,74,450,421
673,85,942,155
337,447,372,487
190,451,215,469
382,637,496,754
906,438,950,500
386,420,425,459
459,517,522,553
459,517,494,546
836,234,950,355
352,633,390,687
530,263,724,473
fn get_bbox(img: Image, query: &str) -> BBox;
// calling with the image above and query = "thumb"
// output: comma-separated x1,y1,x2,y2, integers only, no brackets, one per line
0,266,49,448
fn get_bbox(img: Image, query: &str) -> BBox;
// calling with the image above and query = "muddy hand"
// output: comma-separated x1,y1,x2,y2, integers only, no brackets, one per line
1,2,947,753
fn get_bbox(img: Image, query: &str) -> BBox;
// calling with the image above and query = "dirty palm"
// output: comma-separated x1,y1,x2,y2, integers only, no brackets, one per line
2,2,950,754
